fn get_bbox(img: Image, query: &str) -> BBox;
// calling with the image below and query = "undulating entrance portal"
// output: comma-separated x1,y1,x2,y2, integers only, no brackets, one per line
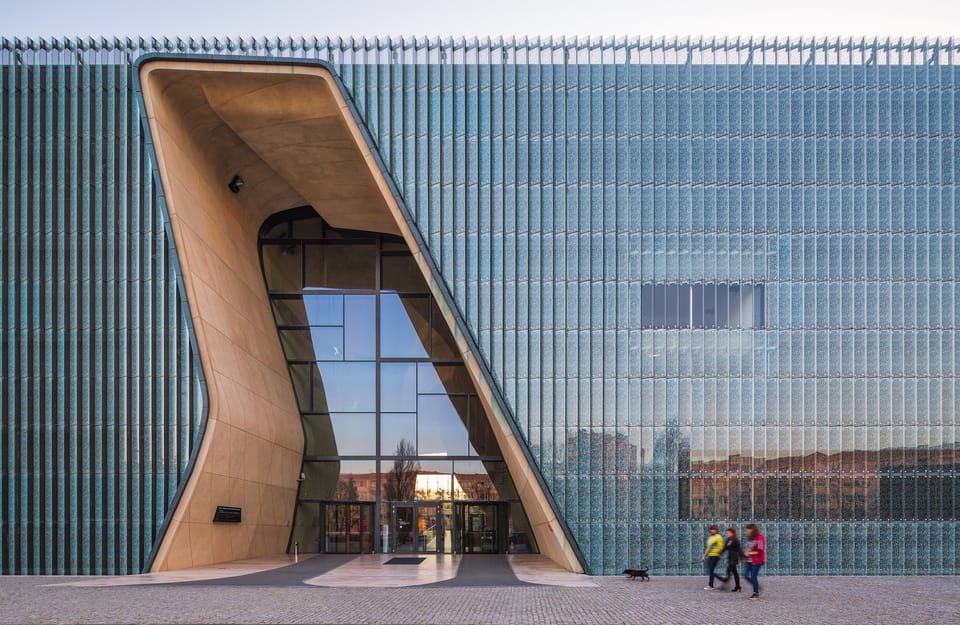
259,208,539,557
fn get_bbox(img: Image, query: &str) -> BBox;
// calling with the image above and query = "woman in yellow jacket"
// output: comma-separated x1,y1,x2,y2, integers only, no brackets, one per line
699,525,724,590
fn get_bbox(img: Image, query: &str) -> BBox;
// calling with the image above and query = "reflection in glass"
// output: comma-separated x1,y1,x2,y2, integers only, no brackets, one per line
380,363,417,412
314,362,376,412
418,395,469,456
289,501,321,552
344,295,376,359
308,327,343,360
281,329,319,361
381,414,417,456
415,460,454,500
468,397,498,457
418,363,472,394
300,460,377,501
380,294,430,357
324,503,374,553
290,215,326,238
261,219,291,240
430,301,459,359
289,364,312,411
383,447,419,501
304,243,375,290
303,413,337,457
262,243,301,291
453,460,500,500
382,253,428,293
304,413,376,457
305,295,344,326
509,502,538,554
273,298,309,326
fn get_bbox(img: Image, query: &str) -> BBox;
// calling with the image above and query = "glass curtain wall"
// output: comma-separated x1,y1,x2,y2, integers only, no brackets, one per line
259,208,537,555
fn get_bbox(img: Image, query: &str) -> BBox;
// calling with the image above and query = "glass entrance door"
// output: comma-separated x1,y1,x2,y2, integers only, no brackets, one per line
455,502,503,553
392,503,451,553
394,505,416,552
417,505,438,552
323,503,374,553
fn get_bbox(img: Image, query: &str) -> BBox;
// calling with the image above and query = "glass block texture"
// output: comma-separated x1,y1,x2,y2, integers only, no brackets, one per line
0,58,205,573
2,36,959,575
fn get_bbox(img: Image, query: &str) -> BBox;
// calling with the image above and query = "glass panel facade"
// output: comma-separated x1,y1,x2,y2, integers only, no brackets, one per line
260,210,537,555
3,36,959,575
334,43,959,575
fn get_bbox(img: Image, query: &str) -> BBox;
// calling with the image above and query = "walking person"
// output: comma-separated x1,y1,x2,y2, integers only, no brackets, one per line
720,527,743,592
699,525,724,590
742,523,766,599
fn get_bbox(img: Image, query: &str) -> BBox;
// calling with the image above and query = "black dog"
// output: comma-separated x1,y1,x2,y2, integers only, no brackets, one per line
623,568,650,581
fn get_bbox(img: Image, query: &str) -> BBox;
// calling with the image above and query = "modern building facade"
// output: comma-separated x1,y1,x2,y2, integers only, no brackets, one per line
1,36,958,576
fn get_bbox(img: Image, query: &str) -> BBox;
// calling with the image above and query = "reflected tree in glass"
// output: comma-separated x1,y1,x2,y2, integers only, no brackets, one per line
384,439,420,501
336,477,360,501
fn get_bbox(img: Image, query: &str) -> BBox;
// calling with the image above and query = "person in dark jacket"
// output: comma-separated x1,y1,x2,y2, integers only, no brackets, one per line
719,527,743,592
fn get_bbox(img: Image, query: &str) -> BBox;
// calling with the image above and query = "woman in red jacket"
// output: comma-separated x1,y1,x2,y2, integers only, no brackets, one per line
742,524,766,599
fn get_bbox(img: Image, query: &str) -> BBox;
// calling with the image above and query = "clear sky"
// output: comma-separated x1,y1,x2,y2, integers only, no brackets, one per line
3,0,959,39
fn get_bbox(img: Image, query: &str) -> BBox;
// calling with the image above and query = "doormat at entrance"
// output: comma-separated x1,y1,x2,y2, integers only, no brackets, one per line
384,557,426,565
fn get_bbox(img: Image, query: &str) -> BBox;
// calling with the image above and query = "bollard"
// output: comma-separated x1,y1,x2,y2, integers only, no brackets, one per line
294,541,299,563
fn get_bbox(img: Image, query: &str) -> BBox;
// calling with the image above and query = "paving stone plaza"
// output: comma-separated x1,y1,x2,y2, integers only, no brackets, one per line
0,555,958,625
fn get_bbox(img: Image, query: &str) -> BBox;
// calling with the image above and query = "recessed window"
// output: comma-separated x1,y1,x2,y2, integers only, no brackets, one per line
642,283,765,329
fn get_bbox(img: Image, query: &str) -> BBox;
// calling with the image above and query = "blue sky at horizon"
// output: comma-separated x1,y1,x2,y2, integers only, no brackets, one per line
3,0,959,39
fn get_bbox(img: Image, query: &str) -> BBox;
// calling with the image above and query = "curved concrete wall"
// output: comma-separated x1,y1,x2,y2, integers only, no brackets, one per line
139,59,582,573
140,64,307,570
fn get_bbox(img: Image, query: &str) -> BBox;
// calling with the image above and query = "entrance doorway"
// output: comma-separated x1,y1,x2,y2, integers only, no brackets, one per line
455,502,506,553
391,502,453,554
265,211,540,562
293,502,376,554
387,501,525,555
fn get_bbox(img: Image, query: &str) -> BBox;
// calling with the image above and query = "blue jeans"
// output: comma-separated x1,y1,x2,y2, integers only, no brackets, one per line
743,562,762,594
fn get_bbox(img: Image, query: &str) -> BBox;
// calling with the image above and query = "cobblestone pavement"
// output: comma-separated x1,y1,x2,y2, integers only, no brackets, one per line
1,574,958,624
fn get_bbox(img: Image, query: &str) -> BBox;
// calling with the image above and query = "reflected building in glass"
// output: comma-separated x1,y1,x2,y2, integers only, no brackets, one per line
1,37,958,575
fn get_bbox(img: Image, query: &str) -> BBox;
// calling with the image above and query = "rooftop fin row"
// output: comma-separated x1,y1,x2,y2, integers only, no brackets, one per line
2,36,960,67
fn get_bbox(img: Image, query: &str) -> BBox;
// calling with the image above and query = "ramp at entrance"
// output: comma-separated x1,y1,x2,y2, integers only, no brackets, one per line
427,555,529,587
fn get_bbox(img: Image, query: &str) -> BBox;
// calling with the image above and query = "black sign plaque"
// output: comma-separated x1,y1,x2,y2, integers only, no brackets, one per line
213,505,242,523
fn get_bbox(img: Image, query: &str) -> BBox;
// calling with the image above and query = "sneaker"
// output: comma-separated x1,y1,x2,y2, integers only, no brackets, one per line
750,593,759,600
703,586,715,590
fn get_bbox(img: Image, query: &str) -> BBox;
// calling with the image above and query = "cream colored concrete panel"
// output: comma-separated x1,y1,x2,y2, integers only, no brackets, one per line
188,523,214,566
202,74,399,235
200,74,342,123
142,63,305,572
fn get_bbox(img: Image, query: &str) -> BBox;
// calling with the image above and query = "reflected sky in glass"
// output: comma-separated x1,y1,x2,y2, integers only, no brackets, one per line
314,362,376,412
418,395,469,456
380,294,429,358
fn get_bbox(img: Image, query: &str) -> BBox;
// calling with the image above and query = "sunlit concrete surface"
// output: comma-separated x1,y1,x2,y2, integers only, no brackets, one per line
508,555,598,587
45,555,314,587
